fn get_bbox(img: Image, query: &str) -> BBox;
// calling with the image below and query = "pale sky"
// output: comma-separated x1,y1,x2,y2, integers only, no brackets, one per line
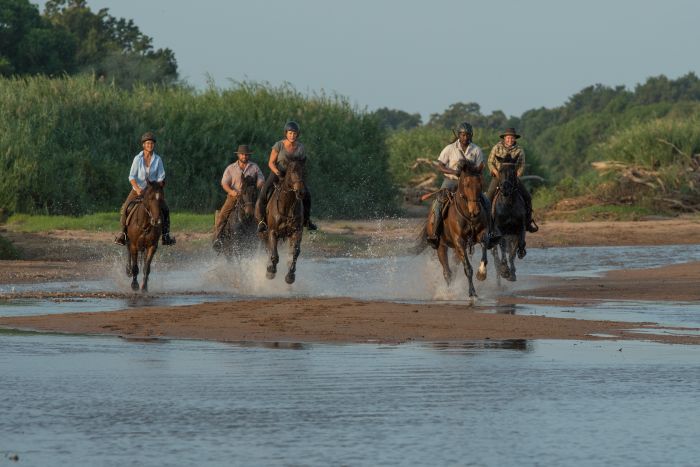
39,0,700,120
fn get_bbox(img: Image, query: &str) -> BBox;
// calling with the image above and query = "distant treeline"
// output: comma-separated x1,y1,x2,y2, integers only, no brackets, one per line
0,76,397,217
380,72,700,213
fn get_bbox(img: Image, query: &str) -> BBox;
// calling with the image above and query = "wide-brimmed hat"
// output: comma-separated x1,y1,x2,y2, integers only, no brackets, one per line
235,144,253,154
499,128,520,139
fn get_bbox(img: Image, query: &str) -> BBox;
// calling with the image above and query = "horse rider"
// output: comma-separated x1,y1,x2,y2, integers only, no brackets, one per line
114,132,176,246
426,121,497,248
213,144,265,251
486,127,539,233
256,121,317,233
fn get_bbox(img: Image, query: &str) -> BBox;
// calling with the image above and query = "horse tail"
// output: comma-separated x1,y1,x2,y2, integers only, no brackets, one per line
411,219,430,255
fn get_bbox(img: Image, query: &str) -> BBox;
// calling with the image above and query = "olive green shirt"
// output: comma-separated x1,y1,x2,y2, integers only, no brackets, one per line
487,141,525,176
273,140,306,171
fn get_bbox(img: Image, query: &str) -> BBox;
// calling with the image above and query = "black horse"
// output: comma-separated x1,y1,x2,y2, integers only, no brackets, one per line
491,155,528,282
216,174,259,260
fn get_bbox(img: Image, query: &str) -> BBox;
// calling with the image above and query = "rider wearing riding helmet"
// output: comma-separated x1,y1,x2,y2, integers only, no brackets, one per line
486,127,538,233
426,121,498,247
255,121,317,232
114,131,176,246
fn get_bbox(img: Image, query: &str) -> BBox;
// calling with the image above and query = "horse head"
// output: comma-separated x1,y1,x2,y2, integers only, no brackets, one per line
495,155,519,197
142,181,163,227
282,157,305,200
240,175,258,218
457,159,483,215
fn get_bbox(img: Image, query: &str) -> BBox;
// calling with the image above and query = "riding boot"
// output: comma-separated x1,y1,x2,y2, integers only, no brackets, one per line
161,205,176,245
114,226,127,245
480,194,500,249
256,175,276,233
302,189,317,230
525,205,539,233
427,196,444,248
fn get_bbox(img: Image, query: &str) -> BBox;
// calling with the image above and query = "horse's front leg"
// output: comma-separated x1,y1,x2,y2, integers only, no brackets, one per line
129,245,139,291
476,233,488,282
517,226,527,259
266,232,279,280
455,241,476,298
507,237,518,282
141,244,158,292
437,241,452,285
285,229,303,284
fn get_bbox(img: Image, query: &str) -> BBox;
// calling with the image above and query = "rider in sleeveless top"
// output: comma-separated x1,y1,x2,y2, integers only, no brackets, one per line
426,121,498,248
212,144,264,251
255,121,317,232
114,132,176,246
486,127,538,233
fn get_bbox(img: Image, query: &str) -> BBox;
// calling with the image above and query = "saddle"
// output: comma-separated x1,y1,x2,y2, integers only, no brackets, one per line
125,197,144,226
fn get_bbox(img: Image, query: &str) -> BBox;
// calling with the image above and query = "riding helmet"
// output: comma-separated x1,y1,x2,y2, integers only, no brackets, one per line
141,131,157,144
284,121,300,135
456,122,473,135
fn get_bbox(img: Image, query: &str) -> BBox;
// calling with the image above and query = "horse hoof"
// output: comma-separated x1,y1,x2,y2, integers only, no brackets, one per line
507,274,517,282
141,287,148,293
266,271,276,280
285,273,295,284
476,271,486,281
517,248,527,259
131,281,139,291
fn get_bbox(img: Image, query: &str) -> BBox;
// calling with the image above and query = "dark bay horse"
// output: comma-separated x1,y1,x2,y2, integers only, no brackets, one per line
261,157,305,284
491,156,527,282
432,160,490,298
217,174,259,260
124,181,163,292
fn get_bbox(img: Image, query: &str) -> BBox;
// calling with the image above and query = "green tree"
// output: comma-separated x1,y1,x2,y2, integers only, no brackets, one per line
427,101,510,130
43,0,178,86
371,107,422,131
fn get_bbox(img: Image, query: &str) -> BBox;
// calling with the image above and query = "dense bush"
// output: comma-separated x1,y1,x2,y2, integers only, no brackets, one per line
0,76,398,218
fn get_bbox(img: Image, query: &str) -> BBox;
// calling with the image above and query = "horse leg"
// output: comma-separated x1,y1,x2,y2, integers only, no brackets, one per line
476,238,488,281
437,242,452,285
266,233,279,280
141,245,157,292
455,243,477,298
517,227,527,259
499,240,511,279
129,246,139,291
285,231,302,284
507,238,518,282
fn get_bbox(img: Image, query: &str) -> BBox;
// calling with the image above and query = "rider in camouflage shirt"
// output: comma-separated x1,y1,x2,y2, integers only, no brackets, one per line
486,128,538,233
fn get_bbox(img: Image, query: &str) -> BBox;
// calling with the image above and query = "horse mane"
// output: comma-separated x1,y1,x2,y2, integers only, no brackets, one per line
457,159,481,176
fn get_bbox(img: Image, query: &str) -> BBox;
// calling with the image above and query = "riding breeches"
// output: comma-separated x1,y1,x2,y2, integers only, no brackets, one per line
214,193,238,239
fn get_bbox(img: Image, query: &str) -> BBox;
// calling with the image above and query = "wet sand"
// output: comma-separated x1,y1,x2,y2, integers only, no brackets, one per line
1,217,700,344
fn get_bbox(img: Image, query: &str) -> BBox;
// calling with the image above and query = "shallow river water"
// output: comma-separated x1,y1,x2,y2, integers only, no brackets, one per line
2,245,700,465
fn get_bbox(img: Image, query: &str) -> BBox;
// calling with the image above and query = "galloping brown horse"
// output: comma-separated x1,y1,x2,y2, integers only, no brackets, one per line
431,160,490,298
261,157,305,284
124,181,163,292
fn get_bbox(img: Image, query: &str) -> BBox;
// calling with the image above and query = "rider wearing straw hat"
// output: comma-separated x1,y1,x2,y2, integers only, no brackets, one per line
486,127,538,233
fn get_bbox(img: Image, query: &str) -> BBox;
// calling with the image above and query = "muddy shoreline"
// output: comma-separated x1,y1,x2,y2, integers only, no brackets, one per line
1,217,700,344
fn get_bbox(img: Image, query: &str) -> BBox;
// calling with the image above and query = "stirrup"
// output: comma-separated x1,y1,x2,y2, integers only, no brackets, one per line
257,221,268,233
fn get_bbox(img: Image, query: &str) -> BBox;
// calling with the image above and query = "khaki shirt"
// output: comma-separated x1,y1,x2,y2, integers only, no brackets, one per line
221,161,264,192
488,141,525,176
437,141,484,180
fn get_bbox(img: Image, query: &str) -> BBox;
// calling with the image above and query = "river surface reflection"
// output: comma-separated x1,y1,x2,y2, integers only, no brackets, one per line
2,334,700,466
